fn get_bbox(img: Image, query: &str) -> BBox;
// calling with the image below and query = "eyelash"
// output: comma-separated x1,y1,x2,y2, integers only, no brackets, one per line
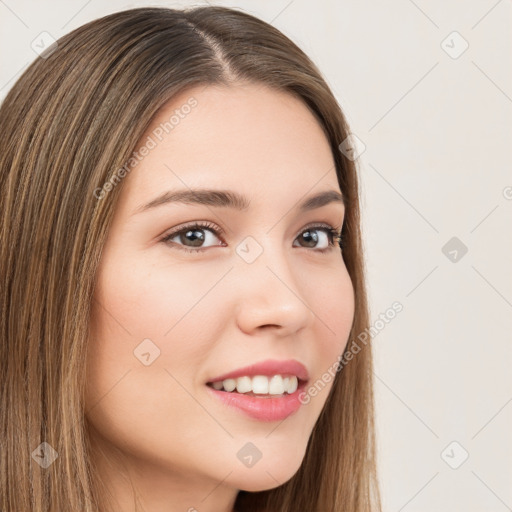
160,221,344,254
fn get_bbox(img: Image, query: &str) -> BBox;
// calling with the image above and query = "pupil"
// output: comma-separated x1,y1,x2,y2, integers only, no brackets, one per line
182,229,204,247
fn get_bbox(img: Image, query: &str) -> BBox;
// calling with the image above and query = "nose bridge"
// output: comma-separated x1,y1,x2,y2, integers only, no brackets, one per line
233,233,314,333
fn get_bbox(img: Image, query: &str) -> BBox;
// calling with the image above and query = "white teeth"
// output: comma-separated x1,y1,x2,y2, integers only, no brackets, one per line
236,376,252,393
210,374,300,395
252,375,269,394
222,378,236,392
287,376,298,394
268,375,285,395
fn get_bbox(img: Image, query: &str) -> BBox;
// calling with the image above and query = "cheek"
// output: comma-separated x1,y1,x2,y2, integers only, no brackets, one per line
311,266,355,353
303,267,354,407
84,259,227,468
85,253,228,417
92,249,225,339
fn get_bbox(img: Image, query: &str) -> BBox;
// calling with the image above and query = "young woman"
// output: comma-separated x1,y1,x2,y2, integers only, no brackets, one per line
0,6,382,512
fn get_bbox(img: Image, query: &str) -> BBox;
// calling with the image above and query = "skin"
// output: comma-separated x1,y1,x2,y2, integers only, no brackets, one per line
85,81,355,512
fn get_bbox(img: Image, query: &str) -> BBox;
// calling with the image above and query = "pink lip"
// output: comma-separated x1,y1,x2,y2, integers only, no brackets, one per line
205,380,308,422
207,359,310,383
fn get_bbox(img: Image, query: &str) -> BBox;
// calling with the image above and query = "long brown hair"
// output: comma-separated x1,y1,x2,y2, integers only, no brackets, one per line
0,6,382,511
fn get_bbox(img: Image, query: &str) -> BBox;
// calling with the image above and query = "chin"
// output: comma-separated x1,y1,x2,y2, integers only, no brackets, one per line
233,458,304,492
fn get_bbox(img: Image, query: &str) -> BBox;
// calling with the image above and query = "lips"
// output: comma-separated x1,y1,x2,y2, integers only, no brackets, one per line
205,377,308,421
206,358,310,384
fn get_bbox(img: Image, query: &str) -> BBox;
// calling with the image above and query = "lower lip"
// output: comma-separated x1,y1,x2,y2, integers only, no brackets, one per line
205,382,307,422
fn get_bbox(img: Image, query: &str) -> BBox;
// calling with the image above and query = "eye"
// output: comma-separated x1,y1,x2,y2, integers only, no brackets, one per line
161,221,225,254
161,221,343,254
293,223,343,253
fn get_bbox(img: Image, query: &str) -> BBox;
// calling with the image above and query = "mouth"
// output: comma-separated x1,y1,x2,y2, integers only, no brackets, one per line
204,359,310,421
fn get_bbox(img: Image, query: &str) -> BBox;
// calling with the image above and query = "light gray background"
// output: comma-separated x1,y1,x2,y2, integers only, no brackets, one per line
1,1,511,510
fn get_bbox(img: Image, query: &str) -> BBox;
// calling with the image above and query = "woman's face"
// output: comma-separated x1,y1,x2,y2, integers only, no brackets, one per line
86,82,354,509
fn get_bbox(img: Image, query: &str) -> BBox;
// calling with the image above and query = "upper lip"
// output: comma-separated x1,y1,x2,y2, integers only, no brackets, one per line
207,359,310,383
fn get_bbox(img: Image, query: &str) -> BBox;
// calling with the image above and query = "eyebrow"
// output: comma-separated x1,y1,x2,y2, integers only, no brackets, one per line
133,188,345,215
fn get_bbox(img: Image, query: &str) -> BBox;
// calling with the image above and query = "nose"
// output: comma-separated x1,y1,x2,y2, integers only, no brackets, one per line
233,240,315,336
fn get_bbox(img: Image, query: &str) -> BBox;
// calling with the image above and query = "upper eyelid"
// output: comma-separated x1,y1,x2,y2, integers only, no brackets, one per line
162,221,224,240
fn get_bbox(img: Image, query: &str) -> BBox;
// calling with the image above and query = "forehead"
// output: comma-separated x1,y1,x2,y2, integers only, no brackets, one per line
120,83,340,211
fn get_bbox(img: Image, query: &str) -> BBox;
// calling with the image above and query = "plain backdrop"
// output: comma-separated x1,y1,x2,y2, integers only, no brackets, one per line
1,1,511,510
